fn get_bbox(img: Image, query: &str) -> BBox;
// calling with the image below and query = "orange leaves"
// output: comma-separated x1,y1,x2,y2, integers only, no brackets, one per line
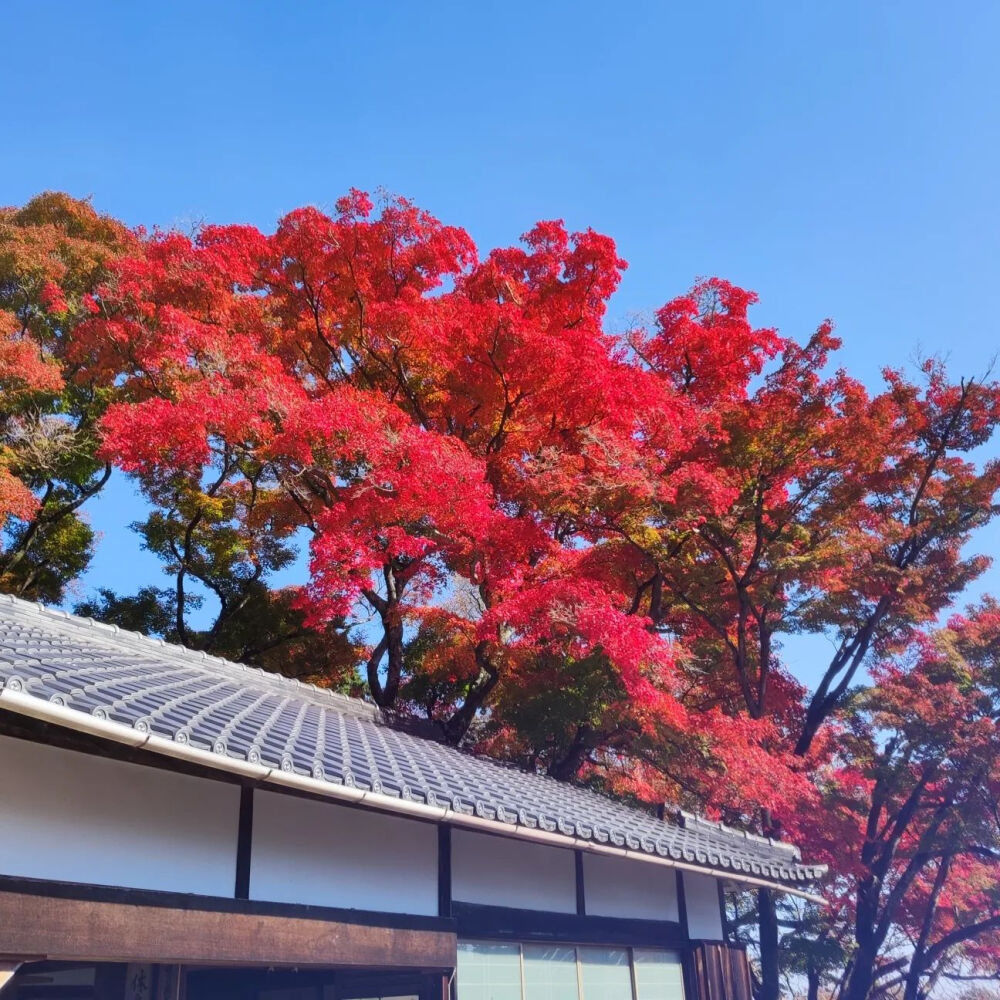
0,467,39,532
0,331,63,396
0,193,133,543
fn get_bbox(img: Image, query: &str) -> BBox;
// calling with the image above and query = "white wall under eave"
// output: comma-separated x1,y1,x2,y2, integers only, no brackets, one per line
582,851,679,921
683,870,725,941
249,789,439,915
0,733,239,896
451,828,577,913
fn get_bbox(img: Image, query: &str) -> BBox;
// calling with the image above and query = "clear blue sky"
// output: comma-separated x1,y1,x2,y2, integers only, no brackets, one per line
4,1,1000,683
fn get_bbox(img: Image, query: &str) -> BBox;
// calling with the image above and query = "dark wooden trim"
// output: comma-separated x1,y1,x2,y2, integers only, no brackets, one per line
574,850,586,916
627,948,641,1000
676,871,697,1000
681,945,698,1000
438,825,452,918
675,869,690,941
0,883,457,970
94,964,126,1000
717,879,729,943
334,971,445,1000
234,784,254,900
16,986,97,999
452,901,685,948
0,874,452,934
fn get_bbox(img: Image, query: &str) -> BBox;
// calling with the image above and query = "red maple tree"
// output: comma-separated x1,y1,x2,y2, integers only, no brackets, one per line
48,190,1000,999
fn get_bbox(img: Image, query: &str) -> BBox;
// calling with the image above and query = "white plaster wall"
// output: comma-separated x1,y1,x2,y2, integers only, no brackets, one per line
0,734,239,895
582,852,679,921
249,790,438,915
683,870,725,940
451,829,577,913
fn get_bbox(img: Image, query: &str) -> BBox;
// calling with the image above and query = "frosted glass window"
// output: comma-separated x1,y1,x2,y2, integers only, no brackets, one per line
458,941,685,1000
523,945,578,1000
578,948,631,1000
633,949,685,1000
458,941,523,1000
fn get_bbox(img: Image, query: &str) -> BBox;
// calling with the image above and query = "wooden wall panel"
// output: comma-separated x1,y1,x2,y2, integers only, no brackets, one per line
687,942,753,1000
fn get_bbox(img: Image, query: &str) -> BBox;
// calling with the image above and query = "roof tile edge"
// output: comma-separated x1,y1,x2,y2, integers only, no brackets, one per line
0,592,817,882
0,593,381,723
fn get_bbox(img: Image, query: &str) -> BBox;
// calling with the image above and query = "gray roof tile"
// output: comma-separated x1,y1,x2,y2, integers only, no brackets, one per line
0,594,825,887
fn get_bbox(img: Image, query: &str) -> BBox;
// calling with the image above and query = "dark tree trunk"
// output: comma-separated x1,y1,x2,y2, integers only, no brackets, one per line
842,947,878,1000
547,725,594,781
806,965,819,1000
843,883,880,1000
757,888,780,1000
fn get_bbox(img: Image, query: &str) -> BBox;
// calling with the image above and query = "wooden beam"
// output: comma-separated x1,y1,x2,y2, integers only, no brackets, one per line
0,888,456,970
453,901,685,948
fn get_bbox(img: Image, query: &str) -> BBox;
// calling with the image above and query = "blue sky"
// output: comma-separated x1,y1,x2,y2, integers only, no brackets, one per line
4,1,1000,684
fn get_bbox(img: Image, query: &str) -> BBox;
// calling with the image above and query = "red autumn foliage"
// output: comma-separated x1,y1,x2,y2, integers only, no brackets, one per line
792,604,1000,1000
31,189,1000,997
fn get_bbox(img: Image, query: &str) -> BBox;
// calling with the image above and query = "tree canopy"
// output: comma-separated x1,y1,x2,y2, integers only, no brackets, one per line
3,190,1000,1000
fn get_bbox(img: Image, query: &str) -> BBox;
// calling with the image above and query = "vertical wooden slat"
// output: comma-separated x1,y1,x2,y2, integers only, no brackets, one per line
686,942,753,1000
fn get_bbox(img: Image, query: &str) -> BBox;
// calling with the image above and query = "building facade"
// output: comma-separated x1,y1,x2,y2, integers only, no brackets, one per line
0,596,824,1000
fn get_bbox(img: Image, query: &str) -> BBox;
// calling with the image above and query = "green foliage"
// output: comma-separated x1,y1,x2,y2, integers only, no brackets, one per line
2,506,95,603
0,192,130,601
75,586,190,638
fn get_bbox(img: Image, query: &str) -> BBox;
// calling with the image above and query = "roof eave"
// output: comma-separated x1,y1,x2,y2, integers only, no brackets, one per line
0,685,827,905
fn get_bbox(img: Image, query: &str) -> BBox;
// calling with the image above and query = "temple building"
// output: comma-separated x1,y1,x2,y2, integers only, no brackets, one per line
0,595,824,1000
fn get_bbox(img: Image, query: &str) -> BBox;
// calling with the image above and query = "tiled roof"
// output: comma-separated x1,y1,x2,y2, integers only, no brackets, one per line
0,594,825,890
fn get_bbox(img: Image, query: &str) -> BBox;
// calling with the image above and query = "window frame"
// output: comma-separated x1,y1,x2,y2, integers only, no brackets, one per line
457,939,686,1000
